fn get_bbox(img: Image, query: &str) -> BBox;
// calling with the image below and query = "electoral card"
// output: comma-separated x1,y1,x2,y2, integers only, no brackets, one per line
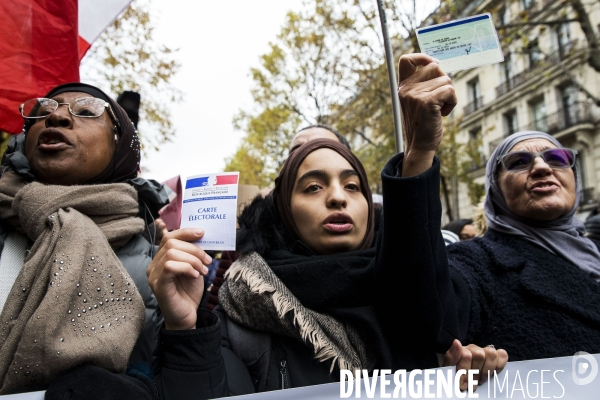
180,172,239,251
416,13,503,73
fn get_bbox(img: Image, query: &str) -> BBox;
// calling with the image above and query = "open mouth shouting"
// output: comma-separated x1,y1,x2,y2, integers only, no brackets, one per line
37,129,72,151
323,212,354,233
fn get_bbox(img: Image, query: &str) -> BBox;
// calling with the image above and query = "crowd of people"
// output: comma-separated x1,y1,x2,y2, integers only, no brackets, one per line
0,53,598,399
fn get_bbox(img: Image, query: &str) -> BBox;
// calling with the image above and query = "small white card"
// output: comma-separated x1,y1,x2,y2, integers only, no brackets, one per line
180,172,239,251
416,13,504,73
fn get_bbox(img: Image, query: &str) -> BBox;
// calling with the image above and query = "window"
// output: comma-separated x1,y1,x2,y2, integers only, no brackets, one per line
530,98,547,132
466,78,482,113
503,53,514,83
528,40,543,68
559,85,577,125
556,23,572,59
503,109,518,137
469,127,481,141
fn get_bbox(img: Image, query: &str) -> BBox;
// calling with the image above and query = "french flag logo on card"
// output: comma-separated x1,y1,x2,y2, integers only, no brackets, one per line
185,174,239,189
180,172,240,251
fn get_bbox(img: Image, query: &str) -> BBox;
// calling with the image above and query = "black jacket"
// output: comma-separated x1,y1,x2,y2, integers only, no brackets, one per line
153,153,445,399
378,156,600,361
443,229,600,361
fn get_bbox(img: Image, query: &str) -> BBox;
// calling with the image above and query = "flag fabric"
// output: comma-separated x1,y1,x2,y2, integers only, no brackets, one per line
0,0,79,134
78,0,133,59
0,0,132,134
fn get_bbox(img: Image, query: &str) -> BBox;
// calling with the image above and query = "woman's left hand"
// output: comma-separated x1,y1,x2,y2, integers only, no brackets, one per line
443,339,509,391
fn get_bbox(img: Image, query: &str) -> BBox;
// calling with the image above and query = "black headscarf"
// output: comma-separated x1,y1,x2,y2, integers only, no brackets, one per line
6,82,140,184
2,83,168,224
272,138,375,253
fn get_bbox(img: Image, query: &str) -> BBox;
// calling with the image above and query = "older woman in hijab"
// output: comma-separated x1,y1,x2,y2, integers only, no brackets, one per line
394,129,600,362
0,83,167,396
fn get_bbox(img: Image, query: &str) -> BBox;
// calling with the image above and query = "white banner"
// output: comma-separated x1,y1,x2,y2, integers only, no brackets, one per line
2,353,598,399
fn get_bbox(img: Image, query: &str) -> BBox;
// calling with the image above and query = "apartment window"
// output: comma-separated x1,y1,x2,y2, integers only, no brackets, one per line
466,78,482,113
530,98,548,132
559,85,577,125
556,23,572,59
469,127,481,141
503,109,518,137
528,40,543,68
503,53,514,82
469,126,485,159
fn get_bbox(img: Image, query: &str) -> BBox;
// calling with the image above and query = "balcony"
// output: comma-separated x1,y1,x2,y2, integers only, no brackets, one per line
495,40,579,98
521,102,594,134
463,97,484,116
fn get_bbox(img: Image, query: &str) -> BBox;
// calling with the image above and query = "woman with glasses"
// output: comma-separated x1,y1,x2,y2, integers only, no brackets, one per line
0,83,166,397
397,125,600,361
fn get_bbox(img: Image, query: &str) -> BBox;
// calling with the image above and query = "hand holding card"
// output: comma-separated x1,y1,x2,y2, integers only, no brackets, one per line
180,172,239,251
416,13,504,73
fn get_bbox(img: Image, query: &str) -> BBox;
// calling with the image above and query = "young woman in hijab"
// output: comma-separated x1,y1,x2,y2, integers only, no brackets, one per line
0,83,167,397
149,131,508,397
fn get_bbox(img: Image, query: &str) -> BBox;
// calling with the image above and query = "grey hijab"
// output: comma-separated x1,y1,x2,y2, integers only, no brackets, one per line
484,131,600,281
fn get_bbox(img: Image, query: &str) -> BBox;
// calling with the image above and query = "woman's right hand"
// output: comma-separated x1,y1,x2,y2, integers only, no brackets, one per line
397,53,457,177
147,228,213,330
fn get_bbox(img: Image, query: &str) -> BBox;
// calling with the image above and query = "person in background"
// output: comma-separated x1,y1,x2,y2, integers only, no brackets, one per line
442,219,476,241
0,83,167,398
441,230,460,246
289,124,351,153
148,53,508,399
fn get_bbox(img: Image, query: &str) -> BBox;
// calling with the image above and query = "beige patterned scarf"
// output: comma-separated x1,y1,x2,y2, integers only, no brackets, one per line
0,171,146,394
219,252,373,373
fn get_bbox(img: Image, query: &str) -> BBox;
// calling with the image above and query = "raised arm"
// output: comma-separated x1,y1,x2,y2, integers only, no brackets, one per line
374,54,469,368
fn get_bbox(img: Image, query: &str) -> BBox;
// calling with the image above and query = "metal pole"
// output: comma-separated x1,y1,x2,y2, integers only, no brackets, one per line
375,0,404,153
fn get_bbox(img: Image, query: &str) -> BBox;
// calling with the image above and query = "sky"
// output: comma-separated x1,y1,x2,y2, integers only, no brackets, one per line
139,0,301,183
135,0,439,184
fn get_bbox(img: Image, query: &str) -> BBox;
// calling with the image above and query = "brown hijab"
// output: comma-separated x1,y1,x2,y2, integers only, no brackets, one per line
272,138,375,252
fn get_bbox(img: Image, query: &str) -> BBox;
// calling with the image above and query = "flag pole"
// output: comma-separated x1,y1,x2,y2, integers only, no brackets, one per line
375,0,404,153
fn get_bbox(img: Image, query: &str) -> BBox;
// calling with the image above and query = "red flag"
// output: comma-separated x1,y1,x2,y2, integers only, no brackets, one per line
0,0,80,134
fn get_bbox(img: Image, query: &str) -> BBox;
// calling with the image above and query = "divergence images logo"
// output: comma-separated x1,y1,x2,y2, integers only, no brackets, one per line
572,351,598,386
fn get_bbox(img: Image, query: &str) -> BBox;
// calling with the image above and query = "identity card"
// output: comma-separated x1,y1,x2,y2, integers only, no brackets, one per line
180,172,239,251
415,13,503,73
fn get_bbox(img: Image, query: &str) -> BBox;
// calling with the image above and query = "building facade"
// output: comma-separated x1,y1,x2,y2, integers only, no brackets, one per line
446,0,600,222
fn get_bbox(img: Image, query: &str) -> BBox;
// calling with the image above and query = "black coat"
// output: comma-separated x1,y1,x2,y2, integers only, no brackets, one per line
378,154,600,361
153,153,444,399
444,230,600,361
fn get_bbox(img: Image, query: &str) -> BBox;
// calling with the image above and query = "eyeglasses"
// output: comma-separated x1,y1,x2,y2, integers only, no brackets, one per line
497,148,577,172
20,97,119,126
